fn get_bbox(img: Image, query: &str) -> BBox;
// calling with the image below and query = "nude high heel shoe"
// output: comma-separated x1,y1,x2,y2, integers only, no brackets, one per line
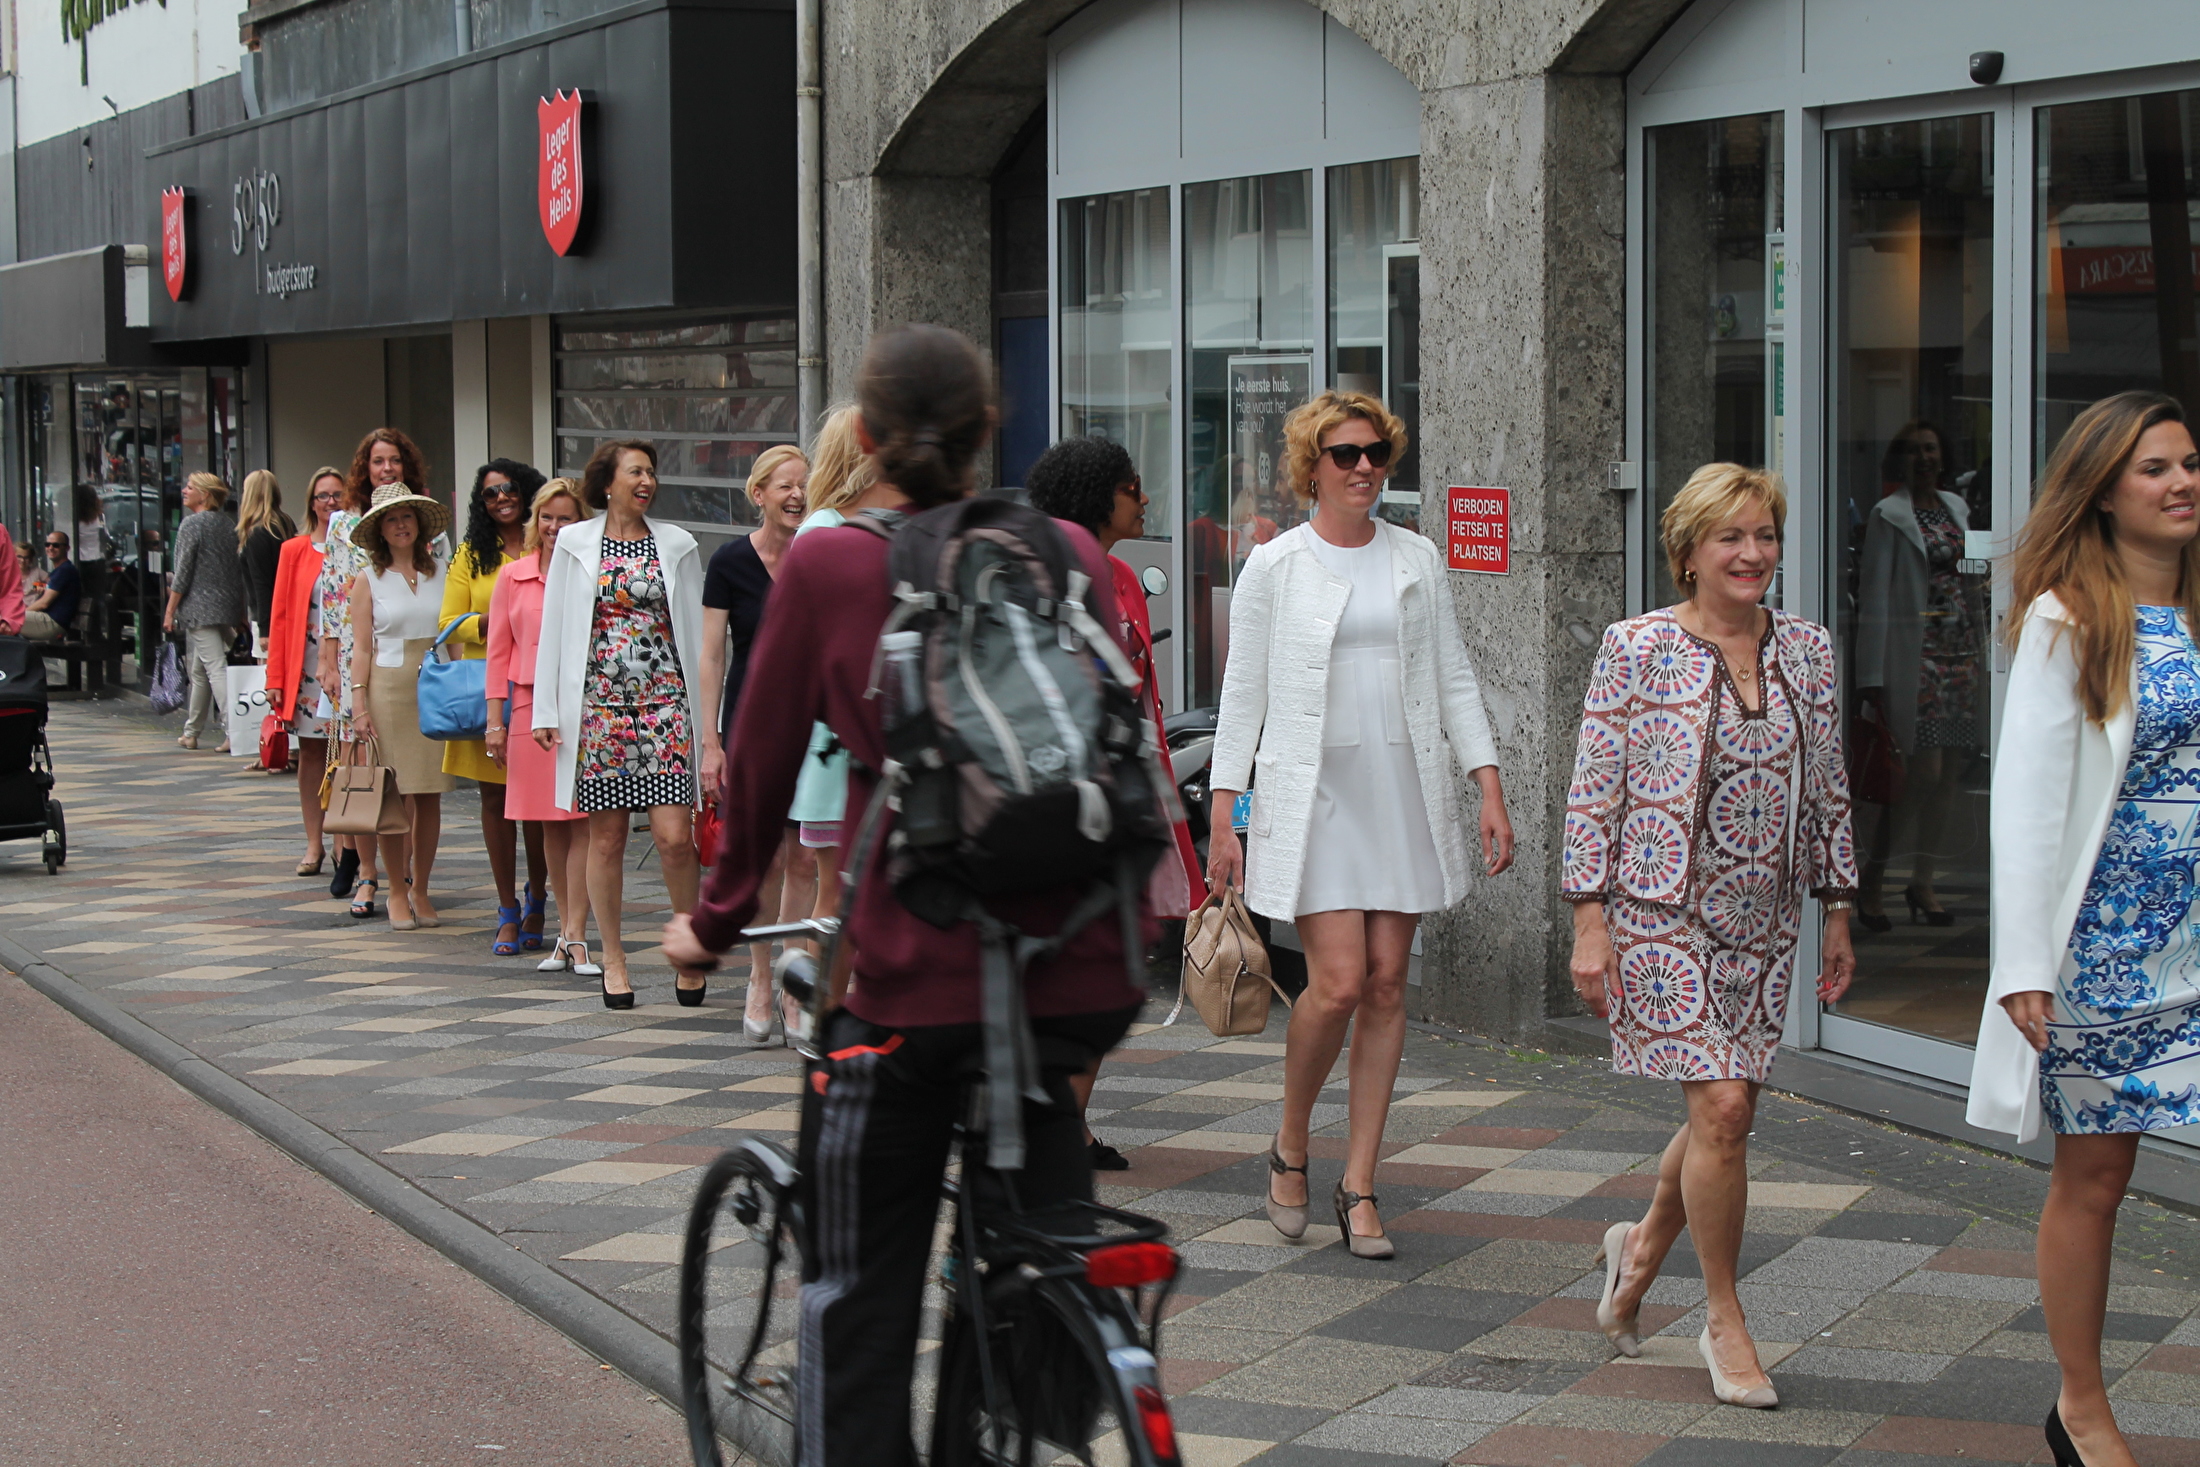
1595,1222,1641,1357
1264,1141,1309,1240
1699,1325,1778,1409
1333,1183,1395,1261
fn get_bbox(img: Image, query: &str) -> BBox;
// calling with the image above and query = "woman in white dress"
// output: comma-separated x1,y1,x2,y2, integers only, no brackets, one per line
1209,390,1515,1259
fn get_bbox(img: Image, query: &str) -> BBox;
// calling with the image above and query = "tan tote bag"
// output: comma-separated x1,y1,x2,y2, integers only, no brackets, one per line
1168,886,1292,1037
324,738,409,837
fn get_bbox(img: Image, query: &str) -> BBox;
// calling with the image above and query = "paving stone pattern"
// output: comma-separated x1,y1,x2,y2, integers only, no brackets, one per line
12,703,2200,1467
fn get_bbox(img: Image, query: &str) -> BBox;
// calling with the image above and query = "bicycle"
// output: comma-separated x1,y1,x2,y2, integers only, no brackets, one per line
677,918,1185,1467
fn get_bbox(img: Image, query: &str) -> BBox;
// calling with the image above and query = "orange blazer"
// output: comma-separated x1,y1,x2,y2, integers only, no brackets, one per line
265,534,325,721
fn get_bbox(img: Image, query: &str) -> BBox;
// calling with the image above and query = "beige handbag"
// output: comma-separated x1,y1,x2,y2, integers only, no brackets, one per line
324,739,409,837
1169,886,1292,1037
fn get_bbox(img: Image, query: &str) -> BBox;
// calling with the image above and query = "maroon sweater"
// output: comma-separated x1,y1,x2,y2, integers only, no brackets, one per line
689,516,1153,1029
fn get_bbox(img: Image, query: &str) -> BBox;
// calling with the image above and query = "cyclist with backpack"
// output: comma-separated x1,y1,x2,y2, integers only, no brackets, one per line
661,324,1164,1467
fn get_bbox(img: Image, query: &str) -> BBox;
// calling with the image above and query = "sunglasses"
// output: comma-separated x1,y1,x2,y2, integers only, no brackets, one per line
482,483,521,499
1322,441,1393,471
44,541,67,550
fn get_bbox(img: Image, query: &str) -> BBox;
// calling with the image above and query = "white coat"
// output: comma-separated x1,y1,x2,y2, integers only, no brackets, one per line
1966,591,2136,1143
1210,519,1501,920
531,515,706,812
1855,489,1978,755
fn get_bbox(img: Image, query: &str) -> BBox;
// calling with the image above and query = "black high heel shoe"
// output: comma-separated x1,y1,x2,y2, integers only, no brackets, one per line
1905,885,1955,927
601,971,636,1011
2044,1404,2087,1466
675,979,708,1007
1856,904,1893,933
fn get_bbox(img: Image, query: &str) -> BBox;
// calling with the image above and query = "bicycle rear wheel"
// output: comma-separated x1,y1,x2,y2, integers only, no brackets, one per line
931,1274,1177,1467
679,1140,806,1467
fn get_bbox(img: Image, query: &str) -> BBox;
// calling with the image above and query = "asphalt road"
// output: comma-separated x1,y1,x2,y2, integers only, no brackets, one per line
0,969,700,1467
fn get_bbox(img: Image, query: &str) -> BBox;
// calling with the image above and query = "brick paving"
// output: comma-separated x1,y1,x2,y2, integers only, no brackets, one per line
12,700,2200,1466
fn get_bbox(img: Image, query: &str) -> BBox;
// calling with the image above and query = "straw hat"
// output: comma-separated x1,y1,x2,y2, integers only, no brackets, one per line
350,483,450,550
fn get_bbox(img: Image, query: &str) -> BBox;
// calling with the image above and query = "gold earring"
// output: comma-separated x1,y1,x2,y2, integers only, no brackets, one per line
1682,568,1697,584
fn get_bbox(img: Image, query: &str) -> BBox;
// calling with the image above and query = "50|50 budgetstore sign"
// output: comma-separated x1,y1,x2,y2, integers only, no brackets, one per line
231,168,317,300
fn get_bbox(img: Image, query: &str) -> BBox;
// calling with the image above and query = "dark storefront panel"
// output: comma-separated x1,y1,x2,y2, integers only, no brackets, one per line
147,0,794,343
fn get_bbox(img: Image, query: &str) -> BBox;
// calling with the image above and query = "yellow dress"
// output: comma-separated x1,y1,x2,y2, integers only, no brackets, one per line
439,543,515,782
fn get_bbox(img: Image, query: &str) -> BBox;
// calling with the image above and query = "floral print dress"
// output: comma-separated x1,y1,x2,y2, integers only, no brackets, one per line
316,510,367,740
1912,498,1982,749
2041,606,2200,1133
575,536,696,813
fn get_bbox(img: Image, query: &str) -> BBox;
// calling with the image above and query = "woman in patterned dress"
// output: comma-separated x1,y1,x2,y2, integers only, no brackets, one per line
1855,421,1987,927
1974,392,2200,1467
1564,463,1859,1409
317,430,429,917
532,440,706,1009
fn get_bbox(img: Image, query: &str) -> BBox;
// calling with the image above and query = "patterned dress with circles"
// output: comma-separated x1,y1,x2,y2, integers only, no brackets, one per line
1565,609,1859,1082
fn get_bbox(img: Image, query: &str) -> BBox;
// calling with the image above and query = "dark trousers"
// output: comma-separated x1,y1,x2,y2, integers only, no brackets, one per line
794,1003,1137,1467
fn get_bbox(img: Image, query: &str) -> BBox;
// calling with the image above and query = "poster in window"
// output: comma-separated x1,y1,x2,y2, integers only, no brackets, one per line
1225,353,1312,547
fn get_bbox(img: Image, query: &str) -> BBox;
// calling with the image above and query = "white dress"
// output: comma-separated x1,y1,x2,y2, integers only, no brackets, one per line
1294,532,1448,915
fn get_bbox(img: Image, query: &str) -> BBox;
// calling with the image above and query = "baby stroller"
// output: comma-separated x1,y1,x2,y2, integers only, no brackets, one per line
0,638,63,873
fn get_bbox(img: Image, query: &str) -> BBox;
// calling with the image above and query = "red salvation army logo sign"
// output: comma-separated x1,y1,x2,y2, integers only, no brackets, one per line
538,90,585,257
160,187,189,302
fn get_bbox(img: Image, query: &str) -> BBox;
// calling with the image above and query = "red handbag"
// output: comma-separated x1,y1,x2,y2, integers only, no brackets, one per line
694,801,723,867
258,713,291,772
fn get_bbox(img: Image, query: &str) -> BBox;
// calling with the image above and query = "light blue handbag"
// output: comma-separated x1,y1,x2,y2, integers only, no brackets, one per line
417,614,488,741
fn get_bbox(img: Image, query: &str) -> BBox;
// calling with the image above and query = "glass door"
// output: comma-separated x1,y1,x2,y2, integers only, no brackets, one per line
1821,110,2002,1080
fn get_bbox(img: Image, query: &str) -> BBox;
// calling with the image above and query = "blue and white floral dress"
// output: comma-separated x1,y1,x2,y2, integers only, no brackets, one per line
2042,605,2200,1133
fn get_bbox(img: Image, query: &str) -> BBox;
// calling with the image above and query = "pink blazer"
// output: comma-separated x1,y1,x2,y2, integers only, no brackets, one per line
485,555,549,702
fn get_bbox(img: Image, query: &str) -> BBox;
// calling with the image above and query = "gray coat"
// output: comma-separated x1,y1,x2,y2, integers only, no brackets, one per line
170,508,246,632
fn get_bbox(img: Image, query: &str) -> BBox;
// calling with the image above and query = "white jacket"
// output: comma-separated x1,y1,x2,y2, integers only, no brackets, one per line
1210,520,1501,919
1966,591,2136,1142
531,515,706,812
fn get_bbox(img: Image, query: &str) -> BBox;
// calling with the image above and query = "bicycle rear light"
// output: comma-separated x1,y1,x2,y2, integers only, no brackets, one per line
1133,1384,1178,1462
1085,1241,1178,1288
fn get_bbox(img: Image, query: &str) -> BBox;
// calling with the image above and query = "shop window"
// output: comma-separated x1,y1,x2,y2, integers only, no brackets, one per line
1329,157,1420,532
2036,87,2200,464
554,313,797,527
1827,114,1996,1048
1643,113,1785,610
1184,170,1314,707
1059,186,1174,515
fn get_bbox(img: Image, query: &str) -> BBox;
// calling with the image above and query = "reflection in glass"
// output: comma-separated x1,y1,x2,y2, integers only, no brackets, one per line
1646,114,1784,610
552,313,797,526
1828,115,1995,1044
2037,88,2200,463
1329,157,1420,532
1183,171,1313,707
1058,187,1174,538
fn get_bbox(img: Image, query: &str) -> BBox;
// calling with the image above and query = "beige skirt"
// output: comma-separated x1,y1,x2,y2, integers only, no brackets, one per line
367,638,457,796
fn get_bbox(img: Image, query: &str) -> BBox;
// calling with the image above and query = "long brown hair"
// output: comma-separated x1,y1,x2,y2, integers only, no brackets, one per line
2010,391,2200,724
855,324,992,509
344,428,429,513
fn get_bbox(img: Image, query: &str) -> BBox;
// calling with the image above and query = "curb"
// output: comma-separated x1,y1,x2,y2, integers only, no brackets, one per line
0,927,764,1459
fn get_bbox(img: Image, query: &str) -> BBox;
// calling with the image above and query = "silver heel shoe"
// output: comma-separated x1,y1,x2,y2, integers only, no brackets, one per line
1595,1221,1642,1357
1333,1183,1395,1261
1699,1325,1778,1409
1264,1141,1309,1239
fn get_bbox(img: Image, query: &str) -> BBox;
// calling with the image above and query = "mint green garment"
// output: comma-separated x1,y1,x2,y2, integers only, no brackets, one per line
788,508,850,825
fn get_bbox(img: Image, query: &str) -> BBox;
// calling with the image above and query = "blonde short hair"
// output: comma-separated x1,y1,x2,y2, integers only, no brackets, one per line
745,444,808,504
186,471,230,511
1281,391,1409,507
805,403,877,516
1660,463,1787,591
522,478,593,555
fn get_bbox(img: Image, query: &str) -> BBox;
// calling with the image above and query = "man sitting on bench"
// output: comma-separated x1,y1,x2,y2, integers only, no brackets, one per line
19,530,78,642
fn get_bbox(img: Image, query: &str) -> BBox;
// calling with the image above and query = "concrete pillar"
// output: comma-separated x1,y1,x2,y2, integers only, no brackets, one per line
529,315,556,478
1412,71,1627,1042
264,336,386,514
451,318,489,525
484,317,535,466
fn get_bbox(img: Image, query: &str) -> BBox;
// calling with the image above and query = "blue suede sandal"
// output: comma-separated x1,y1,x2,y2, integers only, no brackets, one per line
520,884,548,951
492,904,523,956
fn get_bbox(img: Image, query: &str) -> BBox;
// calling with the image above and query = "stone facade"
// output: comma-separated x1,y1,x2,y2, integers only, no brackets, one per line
821,0,1691,1041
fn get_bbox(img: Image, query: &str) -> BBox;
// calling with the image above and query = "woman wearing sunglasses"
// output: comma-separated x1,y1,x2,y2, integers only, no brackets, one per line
1209,389,1514,1260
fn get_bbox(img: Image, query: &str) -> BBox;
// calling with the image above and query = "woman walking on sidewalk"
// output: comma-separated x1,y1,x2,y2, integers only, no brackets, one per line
320,429,430,917
1564,463,1858,1409
166,473,247,752
1208,390,1514,1260
267,468,344,875
347,485,455,932
1970,392,2200,1467
532,440,706,1009
236,469,296,655
443,459,551,956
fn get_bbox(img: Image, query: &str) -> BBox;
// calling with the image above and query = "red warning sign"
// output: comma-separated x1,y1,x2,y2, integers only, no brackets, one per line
1446,487,1510,574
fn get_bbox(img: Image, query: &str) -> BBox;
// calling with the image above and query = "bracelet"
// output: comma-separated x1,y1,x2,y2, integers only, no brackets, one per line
350,681,367,689
485,725,506,735
1822,900,1855,912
